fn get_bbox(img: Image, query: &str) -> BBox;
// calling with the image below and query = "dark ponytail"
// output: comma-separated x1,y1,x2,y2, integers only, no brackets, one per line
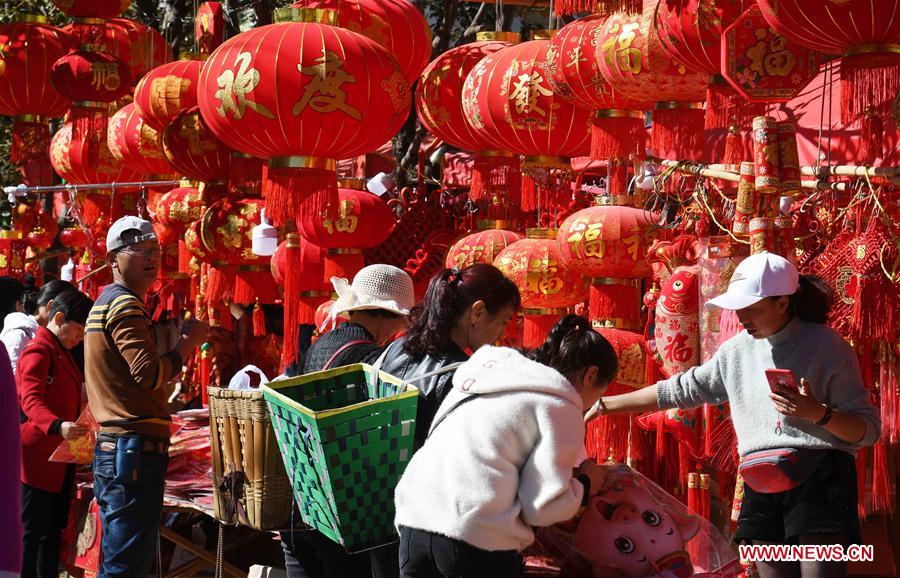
528,314,618,386
403,263,521,358
788,275,833,324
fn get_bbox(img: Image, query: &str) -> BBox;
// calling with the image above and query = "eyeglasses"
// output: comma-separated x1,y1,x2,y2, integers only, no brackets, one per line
118,245,161,257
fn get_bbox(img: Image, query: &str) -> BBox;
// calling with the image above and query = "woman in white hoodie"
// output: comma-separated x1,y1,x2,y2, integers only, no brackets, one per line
394,315,618,578
1,280,74,374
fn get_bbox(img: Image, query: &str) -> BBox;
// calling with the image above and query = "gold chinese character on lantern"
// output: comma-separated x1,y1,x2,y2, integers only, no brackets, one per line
0,254,7,269
218,215,248,250
322,199,359,234
601,20,642,74
91,62,122,92
293,49,362,120
566,46,586,69
215,52,275,120
566,222,606,260
526,256,564,296
178,115,219,155
509,71,553,116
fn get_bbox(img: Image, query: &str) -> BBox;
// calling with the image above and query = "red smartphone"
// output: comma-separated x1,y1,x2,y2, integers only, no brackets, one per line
765,368,798,393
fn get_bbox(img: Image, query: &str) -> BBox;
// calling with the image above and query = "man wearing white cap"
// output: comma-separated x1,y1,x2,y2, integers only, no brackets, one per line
280,264,414,578
586,252,879,576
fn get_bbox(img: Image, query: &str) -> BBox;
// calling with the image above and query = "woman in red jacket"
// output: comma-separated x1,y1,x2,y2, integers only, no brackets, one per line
17,288,92,578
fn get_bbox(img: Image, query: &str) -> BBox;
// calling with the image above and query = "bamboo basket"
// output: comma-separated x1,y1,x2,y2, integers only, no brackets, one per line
209,387,293,530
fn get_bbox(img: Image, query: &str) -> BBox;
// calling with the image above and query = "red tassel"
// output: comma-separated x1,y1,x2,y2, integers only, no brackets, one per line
323,250,365,282
607,157,629,196
252,300,266,337
840,51,900,125
471,153,520,203
856,447,868,519
233,267,279,305
652,105,705,161
589,281,642,331
871,440,892,515
205,265,234,303
522,311,562,348
723,125,744,168
262,163,337,227
860,107,883,164
520,173,539,213
591,113,644,161
283,236,304,367
229,154,264,196
705,79,767,130
71,105,108,143
687,472,701,514
708,417,739,476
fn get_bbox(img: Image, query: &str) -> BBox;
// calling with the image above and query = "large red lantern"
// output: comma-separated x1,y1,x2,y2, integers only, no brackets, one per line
134,55,205,132
107,103,175,176
0,15,73,185
162,106,232,185
290,0,431,83
51,0,130,18
548,16,649,194
51,122,143,184
557,204,658,331
758,0,900,127
197,13,410,227
296,184,396,280
598,5,709,160
445,227,524,269
98,19,171,84
416,33,521,202
51,48,131,140
156,185,206,238
493,229,588,347
462,36,592,211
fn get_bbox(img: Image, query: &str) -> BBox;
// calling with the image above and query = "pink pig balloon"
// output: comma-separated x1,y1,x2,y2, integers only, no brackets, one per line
574,483,701,578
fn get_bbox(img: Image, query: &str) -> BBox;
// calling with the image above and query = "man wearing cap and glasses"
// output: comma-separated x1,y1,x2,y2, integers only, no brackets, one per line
85,216,208,578
280,264,414,578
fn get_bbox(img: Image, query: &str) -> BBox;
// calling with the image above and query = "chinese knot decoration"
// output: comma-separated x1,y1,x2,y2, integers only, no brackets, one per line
197,11,410,227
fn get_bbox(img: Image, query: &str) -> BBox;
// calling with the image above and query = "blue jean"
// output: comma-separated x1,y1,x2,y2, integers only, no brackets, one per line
93,436,169,578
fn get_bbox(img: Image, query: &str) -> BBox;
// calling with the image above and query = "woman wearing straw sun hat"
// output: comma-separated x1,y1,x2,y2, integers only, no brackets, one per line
585,252,879,578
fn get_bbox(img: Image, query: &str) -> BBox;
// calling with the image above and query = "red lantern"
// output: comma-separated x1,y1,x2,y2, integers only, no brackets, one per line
758,0,900,125
50,122,143,184
548,16,649,194
0,15,73,185
97,19,171,84
297,184,396,280
197,15,410,227
51,0,130,18
598,5,709,160
196,2,225,56
162,106,232,185
445,227,524,269
314,298,347,333
417,33,521,202
107,103,175,176
134,55,205,132
290,0,431,83
59,226,90,249
493,229,588,347
184,220,209,262
462,36,592,211
0,231,28,280
156,185,206,237
25,211,59,252
557,204,658,331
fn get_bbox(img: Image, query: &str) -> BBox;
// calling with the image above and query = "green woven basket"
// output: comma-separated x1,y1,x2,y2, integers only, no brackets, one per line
261,363,418,552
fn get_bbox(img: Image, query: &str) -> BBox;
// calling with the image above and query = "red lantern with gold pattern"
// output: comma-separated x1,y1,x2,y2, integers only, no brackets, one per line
25,210,60,253
197,14,410,227
107,102,175,176
196,2,225,56
134,55,205,132
157,185,206,237
0,231,28,281
493,229,588,347
51,49,131,141
416,33,521,202
557,204,658,331
598,5,709,160
0,15,73,185
297,184,396,280
162,106,231,185
59,225,90,250
291,0,431,83
96,18,171,84
52,0,130,18
462,37,592,211
758,0,900,126
548,16,649,194
51,122,143,184
445,227,523,269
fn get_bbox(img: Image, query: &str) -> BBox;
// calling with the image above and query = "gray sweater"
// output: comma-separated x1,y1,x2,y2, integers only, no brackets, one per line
657,317,880,457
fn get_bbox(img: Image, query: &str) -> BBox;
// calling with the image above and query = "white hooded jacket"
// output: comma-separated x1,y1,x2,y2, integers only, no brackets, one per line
394,346,588,552
1,312,38,375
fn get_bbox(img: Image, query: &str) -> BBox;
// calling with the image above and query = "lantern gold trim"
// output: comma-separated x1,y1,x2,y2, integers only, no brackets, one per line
525,228,557,239
475,31,520,43
273,7,338,25
268,156,336,171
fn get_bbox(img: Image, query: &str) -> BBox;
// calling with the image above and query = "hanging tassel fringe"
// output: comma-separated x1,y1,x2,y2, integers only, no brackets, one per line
589,281,641,330
652,105,705,161
590,113,644,161
470,154,520,203
72,105,108,144
840,51,900,125
233,267,279,305
10,118,50,164
262,164,337,227
723,125,744,168
860,107,884,164
871,440,892,515
323,250,365,282
252,300,266,337
206,265,235,303
856,446,868,519
607,157,629,197
283,237,304,367
704,80,766,130
229,154,264,196
522,311,563,348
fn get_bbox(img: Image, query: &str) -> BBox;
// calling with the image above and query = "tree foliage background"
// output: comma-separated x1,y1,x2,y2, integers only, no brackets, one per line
1,0,548,186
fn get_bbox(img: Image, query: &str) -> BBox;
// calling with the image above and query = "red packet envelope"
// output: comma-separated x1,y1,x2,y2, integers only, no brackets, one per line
49,406,99,464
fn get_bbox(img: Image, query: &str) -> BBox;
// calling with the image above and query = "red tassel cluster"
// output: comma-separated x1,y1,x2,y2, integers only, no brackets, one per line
262,164,338,227
652,106,705,161
859,107,884,164
252,300,266,337
520,165,572,214
522,312,562,348
554,0,642,16
840,51,900,125
282,238,304,367
704,80,766,130
233,267,279,306
205,265,235,304
591,114,645,161
470,154,521,203
589,282,642,330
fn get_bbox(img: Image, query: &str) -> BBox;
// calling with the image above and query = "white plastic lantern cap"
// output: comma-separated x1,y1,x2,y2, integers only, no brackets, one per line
251,209,277,257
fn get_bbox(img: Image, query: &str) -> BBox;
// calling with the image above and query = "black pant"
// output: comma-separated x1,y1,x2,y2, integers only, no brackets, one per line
398,526,521,578
281,528,370,578
21,470,74,578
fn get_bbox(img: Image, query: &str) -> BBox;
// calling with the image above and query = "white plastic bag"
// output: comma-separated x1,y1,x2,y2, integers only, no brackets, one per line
227,365,270,390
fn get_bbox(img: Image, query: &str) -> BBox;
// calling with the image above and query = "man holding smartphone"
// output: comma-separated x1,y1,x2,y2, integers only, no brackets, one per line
85,216,208,578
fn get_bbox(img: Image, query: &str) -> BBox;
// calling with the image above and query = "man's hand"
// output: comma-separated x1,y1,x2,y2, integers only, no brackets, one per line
180,318,209,349
60,421,88,440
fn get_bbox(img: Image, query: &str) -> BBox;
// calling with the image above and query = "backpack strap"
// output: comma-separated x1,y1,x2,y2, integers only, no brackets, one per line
322,339,373,371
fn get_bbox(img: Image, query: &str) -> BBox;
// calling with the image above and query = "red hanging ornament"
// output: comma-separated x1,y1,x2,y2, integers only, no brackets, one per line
162,106,232,186
0,232,28,280
445,227,524,269
50,122,142,185
107,102,176,177
95,18,171,85
195,3,225,56
133,55,205,132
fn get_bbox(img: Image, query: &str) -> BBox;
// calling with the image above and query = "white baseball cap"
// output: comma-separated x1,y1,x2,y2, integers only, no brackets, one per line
707,252,799,310
106,215,157,252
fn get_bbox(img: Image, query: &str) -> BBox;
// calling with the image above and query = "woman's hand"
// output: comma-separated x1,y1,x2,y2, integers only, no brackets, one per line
769,378,826,422
60,421,88,440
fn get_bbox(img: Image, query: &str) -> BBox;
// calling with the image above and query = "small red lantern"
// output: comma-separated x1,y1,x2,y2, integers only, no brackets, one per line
0,231,28,280
134,55,205,132
25,211,59,252
50,122,143,184
107,102,175,176
462,36,592,211
493,229,588,347
51,0,130,18
98,18,171,84
197,14,410,227
417,32,521,202
445,227,523,269
59,226,90,249
296,183,396,280
162,106,232,185
291,0,431,83
196,2,225,56
156,185,206,237
598,6,709,160
0,15,73,185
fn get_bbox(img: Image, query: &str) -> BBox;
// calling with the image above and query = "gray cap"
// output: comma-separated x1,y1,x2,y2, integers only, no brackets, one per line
106,215,157,252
